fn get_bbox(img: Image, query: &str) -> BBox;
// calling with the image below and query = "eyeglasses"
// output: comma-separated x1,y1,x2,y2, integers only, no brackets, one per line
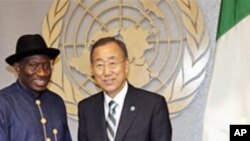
24,62,52,72
93,60,125,72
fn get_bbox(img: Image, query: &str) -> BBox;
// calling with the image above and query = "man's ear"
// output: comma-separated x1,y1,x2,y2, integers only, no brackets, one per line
13,62,21,74
125,59,130,74
90,64,95,79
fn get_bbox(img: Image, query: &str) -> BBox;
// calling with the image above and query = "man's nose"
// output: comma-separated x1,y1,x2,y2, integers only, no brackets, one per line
103,64,112,75
36,65,50,76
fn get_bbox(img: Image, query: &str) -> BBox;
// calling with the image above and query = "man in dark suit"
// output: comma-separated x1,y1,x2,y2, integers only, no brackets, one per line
78,37,172,141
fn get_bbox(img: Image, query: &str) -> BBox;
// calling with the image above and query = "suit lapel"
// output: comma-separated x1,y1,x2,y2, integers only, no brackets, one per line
94,93,109,141
115,85,139,141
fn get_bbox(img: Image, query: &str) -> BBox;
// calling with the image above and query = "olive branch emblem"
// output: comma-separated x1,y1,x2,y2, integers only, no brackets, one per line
164,0,210,117
42,0,84,119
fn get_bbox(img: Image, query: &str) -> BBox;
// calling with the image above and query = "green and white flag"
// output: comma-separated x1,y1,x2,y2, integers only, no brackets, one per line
203,0,250,140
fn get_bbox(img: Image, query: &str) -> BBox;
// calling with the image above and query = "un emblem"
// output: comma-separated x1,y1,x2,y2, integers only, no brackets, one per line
42,0,210,119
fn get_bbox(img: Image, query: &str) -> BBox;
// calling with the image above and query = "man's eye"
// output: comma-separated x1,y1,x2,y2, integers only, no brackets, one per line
29,64,38,68
96,64,104,67
109,62,116,65
44,63,51,69
109,62,116,67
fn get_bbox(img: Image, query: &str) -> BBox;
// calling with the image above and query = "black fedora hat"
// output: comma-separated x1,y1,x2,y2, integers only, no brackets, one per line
5,34,60,65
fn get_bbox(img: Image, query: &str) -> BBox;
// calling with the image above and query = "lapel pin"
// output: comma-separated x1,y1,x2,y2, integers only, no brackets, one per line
130,106,136,112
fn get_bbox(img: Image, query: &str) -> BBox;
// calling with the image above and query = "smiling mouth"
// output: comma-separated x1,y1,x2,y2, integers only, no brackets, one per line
104,79,113,84
34,79,49,86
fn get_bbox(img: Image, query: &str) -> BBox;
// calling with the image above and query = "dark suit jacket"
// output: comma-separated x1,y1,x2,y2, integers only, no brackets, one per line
78,84,172,141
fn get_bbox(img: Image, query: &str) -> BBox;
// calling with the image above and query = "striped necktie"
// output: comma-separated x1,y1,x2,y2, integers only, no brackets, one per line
106,100,118,141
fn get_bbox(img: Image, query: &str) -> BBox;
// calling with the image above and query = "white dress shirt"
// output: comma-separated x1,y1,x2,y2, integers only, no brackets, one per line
104,82,128,137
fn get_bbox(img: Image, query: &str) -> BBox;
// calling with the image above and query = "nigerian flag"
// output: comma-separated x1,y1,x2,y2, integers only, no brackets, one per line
203,0,250,141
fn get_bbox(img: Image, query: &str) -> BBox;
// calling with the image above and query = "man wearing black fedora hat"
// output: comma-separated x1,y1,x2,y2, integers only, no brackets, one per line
0,34,72,141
